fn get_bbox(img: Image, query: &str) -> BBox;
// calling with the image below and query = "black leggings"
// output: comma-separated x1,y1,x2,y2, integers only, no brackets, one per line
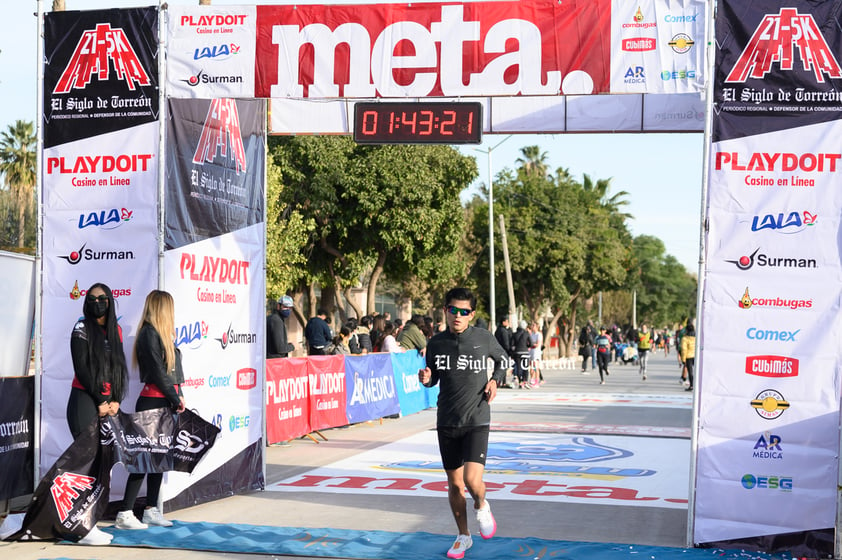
66,387,99,439
596,352,610,381
121,396,170,511
685,358,695,388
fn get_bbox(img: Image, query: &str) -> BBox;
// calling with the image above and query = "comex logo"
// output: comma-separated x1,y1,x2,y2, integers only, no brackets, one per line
53,23,151,94
726,8,842,84
745,327,799,342
741,474,792,491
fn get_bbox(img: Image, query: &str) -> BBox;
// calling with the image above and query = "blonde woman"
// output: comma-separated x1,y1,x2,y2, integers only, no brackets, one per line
115,290,185,531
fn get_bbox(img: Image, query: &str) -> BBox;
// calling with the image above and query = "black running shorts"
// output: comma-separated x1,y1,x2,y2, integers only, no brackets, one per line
436,425,490,470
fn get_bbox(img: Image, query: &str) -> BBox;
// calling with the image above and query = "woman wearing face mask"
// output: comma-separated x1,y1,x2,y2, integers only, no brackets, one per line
66,282,128,545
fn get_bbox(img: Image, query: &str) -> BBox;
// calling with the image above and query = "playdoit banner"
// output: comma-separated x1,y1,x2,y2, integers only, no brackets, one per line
40,7,159,474
694,1,842,557
161,97,267,508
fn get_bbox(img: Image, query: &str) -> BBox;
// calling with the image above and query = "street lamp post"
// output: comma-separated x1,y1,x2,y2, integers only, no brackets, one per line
475,136,512,330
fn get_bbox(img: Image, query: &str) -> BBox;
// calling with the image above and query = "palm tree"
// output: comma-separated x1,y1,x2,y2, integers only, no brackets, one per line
515,145,549,178
582,173,632,219
0,120,37,248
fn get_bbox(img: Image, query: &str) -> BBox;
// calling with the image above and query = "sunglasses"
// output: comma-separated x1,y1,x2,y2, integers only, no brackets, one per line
446,305,473,317
86,295,109,303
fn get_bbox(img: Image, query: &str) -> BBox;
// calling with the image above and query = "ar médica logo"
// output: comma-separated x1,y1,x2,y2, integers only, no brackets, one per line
192,98,247,175
53,23,151,94
726,8,842,83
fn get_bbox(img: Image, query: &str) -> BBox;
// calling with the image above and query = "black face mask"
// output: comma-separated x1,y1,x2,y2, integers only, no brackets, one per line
86,299,109,319
279,308,291,318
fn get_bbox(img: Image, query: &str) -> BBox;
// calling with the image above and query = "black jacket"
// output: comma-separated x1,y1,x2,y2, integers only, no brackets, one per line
267,311,294,358
512,327,531,354
494,325,513,356
136,322,184,409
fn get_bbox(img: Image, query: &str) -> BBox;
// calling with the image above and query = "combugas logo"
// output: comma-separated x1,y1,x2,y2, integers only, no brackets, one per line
726,8,842,83
726,248,817,271
750,389,789,420
68,280,131,300
622,7,656,29
737,287,812,310
192,98,247,174
54,23,151,94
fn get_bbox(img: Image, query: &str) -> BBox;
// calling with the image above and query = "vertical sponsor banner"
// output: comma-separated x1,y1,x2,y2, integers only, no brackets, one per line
266,358,311,444
40,8,159,473
0,377,34,500
694,2,842,555
610,0,706,94
308,355,348,432
345,354,401,424
162,97,266,503
391,350,437,416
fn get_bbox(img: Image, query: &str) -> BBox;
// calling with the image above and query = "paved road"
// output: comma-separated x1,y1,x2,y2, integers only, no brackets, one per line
1,349,693,560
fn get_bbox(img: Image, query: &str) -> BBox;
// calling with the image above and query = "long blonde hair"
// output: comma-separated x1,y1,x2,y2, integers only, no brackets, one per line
136,290,176,373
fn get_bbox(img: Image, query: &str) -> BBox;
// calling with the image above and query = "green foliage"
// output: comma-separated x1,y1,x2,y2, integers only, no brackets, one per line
267,136,477,312
0,120,36,249
631,235,697,326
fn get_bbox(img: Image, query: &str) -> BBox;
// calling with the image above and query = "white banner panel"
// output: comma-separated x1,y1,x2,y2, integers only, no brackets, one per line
166,5,257,99
160,224,265,500
610,0,706,94
0,252,35,377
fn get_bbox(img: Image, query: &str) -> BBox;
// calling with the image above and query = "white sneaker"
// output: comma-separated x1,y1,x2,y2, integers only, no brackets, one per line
77,525,113,545
142,507,173,527
475,500,496,539
447,534,473,559
115,510,148,530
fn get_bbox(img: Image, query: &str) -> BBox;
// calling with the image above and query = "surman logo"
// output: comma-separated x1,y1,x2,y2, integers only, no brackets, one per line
54,23,151,94
726,8,842,83
192,98,247,175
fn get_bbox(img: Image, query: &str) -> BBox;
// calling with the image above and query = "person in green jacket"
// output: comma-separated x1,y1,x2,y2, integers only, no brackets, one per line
397,314,428,355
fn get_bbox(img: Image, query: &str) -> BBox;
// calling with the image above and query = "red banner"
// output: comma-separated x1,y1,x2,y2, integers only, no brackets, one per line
254,0,610,99
266,357,311,443
307,355,348,431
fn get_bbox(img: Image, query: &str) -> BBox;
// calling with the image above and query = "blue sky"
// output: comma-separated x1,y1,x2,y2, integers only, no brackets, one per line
1,0,705,272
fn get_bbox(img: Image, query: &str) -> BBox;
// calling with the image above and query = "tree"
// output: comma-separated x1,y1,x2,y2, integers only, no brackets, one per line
268,136,477,317
630,235,697,327
515,145,549,178
0,120,37,249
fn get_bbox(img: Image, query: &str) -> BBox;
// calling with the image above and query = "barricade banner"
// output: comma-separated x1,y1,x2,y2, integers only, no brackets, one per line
694,2,842,556
344,354,401,424
0,377,34,500
266,358,311,444
391,351,434,417
308,355,348,431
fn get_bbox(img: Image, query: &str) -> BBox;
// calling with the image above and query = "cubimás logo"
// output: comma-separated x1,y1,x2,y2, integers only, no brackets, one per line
745,355,799,378
53,23,151,94
669,33,694,54
59,243,135,265
77,207,133,230
216,323,257,349
726,248,816,271
236,367,257,390
622,38,656,52
726,8,842,84
740,474,792,491
750,211,816,233
750,389,789,420
753,432,782,459
192,98,247,175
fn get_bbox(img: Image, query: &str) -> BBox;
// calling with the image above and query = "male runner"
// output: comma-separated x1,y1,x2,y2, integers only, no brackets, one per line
419,287,508,559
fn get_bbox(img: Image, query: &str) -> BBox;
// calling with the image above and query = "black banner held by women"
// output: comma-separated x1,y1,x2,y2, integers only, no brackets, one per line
0,377,34,501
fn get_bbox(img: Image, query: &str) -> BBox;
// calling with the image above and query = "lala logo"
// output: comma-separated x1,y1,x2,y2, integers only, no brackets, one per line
77,207,133,229
192,98,247,175
750,211,815,233
54,23,151,94
726,8,842,83
193,43,241,60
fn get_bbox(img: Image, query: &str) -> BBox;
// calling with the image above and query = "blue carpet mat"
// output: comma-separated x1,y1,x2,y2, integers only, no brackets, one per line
86,521,796,559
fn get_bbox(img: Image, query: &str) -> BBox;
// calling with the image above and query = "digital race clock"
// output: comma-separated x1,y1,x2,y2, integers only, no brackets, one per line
353,102,482,144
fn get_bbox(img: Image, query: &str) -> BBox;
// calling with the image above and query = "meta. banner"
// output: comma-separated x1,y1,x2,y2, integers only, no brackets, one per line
167,0,705,99
694,2,842,557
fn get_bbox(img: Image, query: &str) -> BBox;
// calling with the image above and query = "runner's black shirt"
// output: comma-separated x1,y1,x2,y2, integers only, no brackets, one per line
424,326,508,428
